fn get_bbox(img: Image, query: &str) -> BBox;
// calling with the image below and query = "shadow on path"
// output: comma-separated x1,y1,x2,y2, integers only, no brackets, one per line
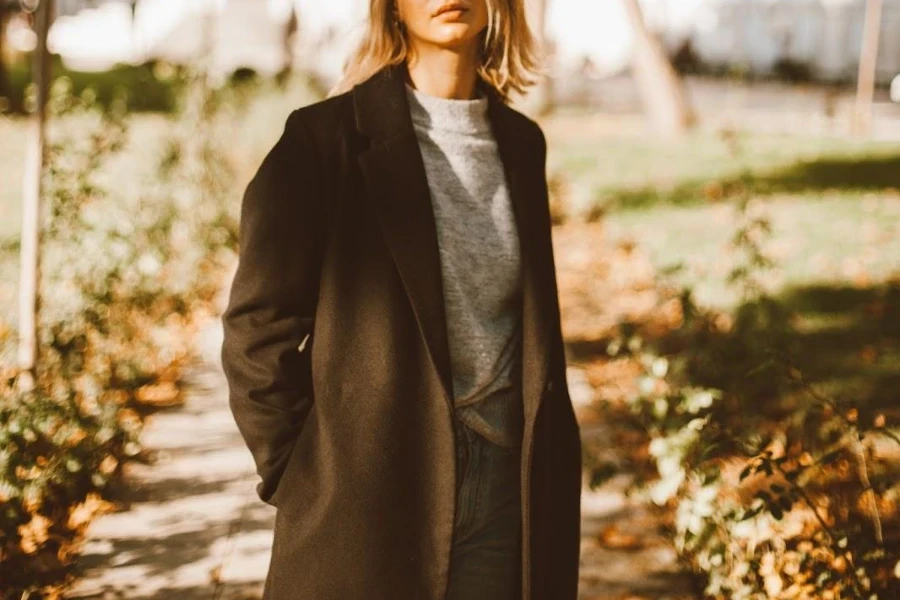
66,338,699,599
576,421,699,600
66,363,273,600
604,151,900,210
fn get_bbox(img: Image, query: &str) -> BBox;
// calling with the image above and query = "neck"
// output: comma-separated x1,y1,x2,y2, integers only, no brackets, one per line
405,39,480,100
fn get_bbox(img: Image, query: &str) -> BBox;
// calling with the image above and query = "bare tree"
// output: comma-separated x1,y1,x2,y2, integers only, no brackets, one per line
621,0,695,137
852,0,884,137
18,0,54,391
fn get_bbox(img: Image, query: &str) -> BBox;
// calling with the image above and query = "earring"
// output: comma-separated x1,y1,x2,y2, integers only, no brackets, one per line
393,3,404,31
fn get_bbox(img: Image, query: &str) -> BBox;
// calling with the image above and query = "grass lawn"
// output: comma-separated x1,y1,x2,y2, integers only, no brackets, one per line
541,109,900,310
544,108,900,211
541,109,900,424
605,192,900,310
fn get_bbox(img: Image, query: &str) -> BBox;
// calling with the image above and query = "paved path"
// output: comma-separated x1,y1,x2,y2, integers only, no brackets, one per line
66,324,696,600
66,361,275,600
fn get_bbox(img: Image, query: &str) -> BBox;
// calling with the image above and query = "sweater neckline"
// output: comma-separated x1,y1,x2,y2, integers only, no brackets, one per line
405,83,491,135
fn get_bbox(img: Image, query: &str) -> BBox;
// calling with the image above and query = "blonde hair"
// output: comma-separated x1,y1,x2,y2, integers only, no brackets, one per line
331,0,541,101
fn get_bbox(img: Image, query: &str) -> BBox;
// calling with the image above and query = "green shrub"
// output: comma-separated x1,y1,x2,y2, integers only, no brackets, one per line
0,66,244,598
592,197,900,599
2,54,182,114
0,350,142,596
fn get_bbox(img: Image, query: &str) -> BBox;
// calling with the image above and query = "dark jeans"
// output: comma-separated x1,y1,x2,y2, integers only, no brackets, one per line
446,420,522,600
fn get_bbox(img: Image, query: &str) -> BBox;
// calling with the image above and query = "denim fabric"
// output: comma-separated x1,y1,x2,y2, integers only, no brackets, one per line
455,385,524,450
446,419,523,600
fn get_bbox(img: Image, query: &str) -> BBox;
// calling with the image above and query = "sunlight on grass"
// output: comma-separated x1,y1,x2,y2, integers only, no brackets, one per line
541,110,900,310
605,193,900,310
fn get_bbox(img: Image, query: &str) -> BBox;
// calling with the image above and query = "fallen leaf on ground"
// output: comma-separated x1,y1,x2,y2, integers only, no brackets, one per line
597,524,646,550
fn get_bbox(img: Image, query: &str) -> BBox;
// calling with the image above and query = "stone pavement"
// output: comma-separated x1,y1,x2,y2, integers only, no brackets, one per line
66,324,697,600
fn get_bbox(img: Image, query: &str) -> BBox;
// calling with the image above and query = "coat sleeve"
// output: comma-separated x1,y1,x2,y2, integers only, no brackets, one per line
220,109,328,507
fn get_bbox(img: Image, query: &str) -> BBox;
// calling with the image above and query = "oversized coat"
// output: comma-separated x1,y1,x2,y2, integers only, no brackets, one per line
220,63,582,600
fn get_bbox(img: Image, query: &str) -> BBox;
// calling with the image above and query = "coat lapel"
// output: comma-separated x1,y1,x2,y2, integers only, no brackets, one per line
485,92,555,425
352,64,554,421
353,65,456,409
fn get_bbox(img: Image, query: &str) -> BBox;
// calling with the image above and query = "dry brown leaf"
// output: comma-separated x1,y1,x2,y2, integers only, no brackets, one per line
596,524,646,550
18,514,52,554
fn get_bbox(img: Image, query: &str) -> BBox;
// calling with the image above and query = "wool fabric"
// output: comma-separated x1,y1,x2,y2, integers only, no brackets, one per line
405,83,524,449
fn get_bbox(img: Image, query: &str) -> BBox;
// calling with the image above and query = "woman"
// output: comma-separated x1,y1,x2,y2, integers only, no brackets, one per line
220,1,582,599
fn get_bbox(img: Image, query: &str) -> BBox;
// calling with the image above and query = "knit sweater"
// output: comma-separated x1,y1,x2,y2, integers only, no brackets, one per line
405,82,524,449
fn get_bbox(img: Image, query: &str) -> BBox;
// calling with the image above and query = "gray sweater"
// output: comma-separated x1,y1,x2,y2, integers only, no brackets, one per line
405,83,524,449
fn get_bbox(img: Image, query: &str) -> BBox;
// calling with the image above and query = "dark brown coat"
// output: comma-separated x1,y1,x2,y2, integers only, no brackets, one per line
220,64,582,600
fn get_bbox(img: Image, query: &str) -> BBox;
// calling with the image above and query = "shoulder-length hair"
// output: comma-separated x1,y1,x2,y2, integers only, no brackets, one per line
330,0,541,101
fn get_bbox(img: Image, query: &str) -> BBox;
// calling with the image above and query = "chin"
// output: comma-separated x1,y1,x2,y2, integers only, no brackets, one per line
427,25,482,50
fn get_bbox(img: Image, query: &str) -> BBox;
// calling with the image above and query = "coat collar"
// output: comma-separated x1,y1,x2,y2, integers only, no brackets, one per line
351,64,554,424
352,62,518,142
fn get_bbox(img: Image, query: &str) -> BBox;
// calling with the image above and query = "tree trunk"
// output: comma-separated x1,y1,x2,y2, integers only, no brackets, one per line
527,0,552,116
622,0,695,137
852,0,883,137
0,5,12,108
276,5,298,88
18,0,54,391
